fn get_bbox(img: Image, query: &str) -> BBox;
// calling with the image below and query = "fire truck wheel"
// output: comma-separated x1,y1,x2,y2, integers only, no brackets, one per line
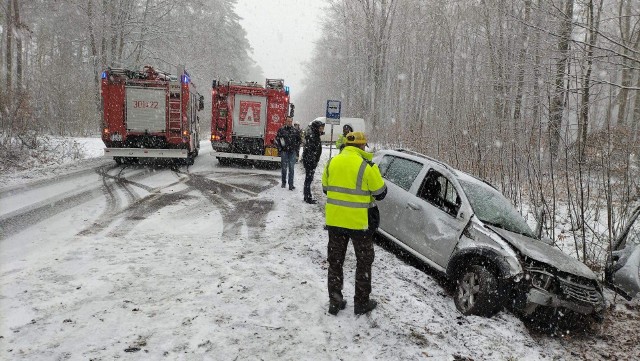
114,157,123,165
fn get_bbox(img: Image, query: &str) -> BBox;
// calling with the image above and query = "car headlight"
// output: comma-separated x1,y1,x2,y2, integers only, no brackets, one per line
531,271,553,290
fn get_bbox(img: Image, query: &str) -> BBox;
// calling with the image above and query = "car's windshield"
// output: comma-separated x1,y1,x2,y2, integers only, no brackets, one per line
458,179,537,239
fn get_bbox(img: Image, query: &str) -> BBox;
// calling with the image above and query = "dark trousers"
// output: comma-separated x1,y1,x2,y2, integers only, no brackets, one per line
327,227,375,307
303,167,315,200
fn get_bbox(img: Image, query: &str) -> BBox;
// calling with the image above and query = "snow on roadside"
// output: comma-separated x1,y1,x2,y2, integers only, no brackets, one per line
1,139,637,360
0,137,109,190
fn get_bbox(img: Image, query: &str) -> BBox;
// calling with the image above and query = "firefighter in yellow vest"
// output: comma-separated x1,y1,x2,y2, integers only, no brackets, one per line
335,123,353,152
322,131,387,315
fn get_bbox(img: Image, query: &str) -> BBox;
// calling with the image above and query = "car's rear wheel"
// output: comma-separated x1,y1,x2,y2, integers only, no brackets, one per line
454,264,502,317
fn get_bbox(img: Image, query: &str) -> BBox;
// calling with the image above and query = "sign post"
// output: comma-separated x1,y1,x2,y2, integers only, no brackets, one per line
326,100,341,158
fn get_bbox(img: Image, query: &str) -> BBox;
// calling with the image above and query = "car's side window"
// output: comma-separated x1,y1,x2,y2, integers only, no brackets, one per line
377,155,394,177
382,156,423,191
418,170,461,216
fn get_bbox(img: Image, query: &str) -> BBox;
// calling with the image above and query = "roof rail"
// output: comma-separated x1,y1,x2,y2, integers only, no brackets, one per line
394,149,500,191
395,149,454,172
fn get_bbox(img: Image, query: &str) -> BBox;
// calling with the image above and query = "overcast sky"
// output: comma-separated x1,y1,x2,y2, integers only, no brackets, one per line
235,0,326,103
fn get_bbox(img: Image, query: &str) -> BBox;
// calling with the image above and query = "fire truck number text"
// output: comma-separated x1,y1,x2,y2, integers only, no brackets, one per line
133,101,159,109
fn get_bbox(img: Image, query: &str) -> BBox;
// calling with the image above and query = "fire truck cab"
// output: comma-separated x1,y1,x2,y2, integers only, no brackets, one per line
101,65,204,165
210,78,293,164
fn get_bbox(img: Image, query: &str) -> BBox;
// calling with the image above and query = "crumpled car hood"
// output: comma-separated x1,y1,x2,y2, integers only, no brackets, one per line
487,226,597,280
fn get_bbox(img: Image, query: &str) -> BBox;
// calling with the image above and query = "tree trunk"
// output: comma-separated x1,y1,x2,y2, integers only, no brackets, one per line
615,0,632,126
513,0,532,123
100,0,108,68
6,0,13,95
548,0,574,159
13,0,22,91
577,0,601,160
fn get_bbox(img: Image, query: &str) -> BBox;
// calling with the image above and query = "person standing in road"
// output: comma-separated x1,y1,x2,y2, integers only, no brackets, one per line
276,116,301,190
321,131,387,316
335,123,353,152
302,120,325,204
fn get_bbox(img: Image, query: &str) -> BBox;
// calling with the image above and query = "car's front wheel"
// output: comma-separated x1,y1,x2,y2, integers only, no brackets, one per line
454,264,502,317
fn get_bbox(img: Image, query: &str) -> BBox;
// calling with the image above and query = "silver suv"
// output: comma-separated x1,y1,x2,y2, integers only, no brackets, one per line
373,149,606,319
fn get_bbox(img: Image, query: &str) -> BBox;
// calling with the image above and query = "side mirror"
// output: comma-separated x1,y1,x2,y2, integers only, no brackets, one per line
289,104,295,118
198,95,205,111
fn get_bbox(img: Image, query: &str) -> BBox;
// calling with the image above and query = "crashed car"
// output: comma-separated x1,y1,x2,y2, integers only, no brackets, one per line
373,149,605,319
605,205,640,300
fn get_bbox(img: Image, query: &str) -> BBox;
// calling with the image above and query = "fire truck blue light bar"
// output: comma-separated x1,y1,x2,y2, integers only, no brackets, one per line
101,71,107,79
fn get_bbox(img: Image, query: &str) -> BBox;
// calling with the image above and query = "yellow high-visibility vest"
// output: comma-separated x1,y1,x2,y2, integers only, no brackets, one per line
322,146,386,230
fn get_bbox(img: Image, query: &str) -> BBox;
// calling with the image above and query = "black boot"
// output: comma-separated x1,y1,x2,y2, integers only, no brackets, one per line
328,300,347,316
354,300,377,315
304,198,317,204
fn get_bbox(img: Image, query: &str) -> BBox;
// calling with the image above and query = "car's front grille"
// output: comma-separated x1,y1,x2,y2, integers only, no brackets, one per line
558,277,602,305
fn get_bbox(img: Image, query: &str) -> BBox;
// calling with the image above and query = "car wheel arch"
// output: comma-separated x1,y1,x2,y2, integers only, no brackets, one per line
446,248,514,283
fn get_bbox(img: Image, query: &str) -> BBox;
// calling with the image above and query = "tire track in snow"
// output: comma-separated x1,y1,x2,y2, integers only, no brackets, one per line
77,164,145,236
183,171,279,241
78,165,197,237
105,170,193,238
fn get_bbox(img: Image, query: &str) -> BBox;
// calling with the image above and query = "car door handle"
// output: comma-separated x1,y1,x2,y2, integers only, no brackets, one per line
407,202,421,210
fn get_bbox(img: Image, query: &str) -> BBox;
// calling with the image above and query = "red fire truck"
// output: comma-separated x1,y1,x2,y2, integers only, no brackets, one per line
101,65,204,165
210,78,293,164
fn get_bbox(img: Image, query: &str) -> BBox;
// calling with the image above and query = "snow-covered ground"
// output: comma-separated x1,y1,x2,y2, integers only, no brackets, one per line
0,138,637,360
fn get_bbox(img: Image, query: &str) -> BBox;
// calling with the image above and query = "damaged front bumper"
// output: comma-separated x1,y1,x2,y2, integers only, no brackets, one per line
524,288,604,315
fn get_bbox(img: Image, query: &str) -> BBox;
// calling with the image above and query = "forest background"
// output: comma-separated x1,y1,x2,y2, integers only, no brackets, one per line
1,0,640,272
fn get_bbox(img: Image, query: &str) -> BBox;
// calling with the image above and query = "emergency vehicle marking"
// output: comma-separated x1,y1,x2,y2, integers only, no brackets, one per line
239,101,262,126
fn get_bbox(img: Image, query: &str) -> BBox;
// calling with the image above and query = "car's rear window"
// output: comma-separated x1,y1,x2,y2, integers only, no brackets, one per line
381,155,423,191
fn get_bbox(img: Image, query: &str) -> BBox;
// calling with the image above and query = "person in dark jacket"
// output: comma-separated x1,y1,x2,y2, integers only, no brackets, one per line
302,120,325,204
276,116,301,190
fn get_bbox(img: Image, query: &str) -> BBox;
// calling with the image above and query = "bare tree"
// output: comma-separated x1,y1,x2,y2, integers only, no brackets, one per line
549,0,575,160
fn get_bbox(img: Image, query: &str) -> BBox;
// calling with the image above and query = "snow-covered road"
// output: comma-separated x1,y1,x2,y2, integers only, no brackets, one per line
0,141,637,360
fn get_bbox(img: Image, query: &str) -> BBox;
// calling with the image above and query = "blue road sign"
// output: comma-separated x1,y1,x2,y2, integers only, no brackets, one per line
326,100,341,119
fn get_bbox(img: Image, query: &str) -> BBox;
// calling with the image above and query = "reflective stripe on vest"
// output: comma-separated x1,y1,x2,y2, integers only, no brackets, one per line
322,159,372,197
326,198,375,208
